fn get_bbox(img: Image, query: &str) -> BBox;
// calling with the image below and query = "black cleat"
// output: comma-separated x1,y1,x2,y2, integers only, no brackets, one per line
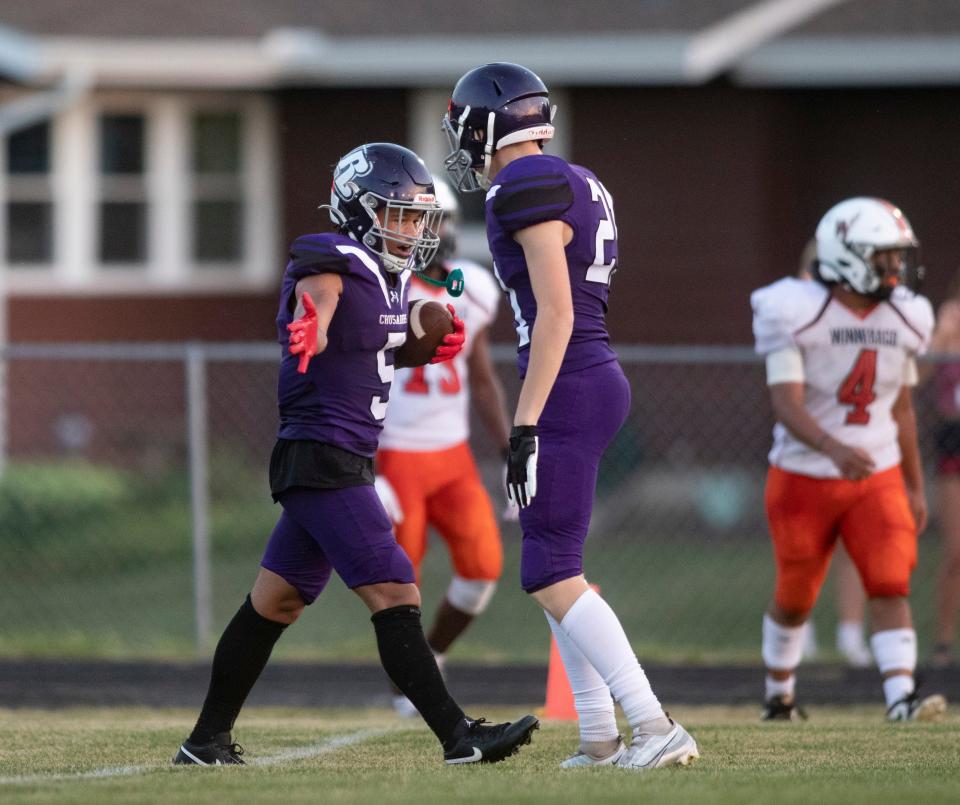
761,695,808,722
173,731,245,765
444,715,539,765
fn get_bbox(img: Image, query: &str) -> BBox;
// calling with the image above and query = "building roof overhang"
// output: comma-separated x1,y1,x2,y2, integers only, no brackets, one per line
3,1,960,91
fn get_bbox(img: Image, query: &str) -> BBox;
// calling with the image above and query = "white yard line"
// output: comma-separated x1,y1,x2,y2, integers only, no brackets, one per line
0,727,391,786
250,728,390,767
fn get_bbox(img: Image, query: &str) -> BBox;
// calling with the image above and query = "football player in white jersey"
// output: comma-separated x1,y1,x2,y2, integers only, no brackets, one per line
376,178,516,716
796,242,872,668
751,197,946,722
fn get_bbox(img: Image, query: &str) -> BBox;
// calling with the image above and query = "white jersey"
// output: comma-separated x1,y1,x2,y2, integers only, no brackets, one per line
751,277,934,478
380,260,501,451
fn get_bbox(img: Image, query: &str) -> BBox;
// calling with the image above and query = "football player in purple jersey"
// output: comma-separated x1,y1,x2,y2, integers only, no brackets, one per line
173,142,538,767
443,64,698,770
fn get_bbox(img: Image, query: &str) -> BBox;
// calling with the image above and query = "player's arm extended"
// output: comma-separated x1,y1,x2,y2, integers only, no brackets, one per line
512,220,574,426
891,384,927,531
768,382,875,480
467,326,511,453
293,273,343,355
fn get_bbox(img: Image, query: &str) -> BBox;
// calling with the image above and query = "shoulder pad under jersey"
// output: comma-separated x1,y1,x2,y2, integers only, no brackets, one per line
287,234,355,281
488,155,574,234
751,277,829,355
889,287,935,352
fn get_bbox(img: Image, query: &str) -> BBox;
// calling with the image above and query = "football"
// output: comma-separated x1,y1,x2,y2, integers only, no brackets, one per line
395,300,454,367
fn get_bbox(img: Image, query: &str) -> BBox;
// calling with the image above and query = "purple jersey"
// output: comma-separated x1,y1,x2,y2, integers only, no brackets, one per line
275,232,409,457
485,154,618,376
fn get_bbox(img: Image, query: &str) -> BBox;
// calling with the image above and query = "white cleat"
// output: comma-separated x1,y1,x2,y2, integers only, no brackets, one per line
887,692,947,723
616,722,699,771
560,740,627,769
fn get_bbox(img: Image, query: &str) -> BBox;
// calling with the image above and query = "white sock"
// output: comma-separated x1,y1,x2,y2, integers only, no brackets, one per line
765,674,796,701
836,621,867,653
870,628,917,707
558,589,664,728
882,674,914,707
870,628,916,674
545,612,618,744
762,614,805,671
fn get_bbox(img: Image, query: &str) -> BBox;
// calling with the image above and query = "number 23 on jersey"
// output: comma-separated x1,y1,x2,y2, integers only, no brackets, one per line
586,177,617,286
403,362,461,396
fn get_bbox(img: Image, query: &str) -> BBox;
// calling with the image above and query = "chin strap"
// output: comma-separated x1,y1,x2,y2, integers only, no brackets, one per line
414,267,464,297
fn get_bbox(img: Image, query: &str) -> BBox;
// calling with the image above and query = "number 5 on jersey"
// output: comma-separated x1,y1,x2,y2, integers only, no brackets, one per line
838,348,877,425
371,332,407,420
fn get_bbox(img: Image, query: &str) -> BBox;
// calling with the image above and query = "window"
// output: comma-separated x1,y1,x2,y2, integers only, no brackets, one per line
9,123,50,173
0,92,277,290
191,112,243,264
7,202,53,263
5,122,53,264
98,114,148,265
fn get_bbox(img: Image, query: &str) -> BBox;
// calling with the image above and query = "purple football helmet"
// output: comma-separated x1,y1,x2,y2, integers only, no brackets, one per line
323,142,442,273
442,62,555,192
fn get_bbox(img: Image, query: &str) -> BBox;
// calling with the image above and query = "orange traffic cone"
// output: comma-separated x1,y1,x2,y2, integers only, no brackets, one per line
543,583,599,721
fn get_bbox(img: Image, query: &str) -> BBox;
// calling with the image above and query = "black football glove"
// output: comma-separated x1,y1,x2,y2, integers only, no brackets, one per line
506,425,539,509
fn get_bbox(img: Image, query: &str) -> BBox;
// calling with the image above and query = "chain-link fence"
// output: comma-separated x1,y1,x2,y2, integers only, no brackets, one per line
0,343,952,664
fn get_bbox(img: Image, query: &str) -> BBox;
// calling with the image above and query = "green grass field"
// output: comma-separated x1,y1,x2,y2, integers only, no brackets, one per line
1,706,958,804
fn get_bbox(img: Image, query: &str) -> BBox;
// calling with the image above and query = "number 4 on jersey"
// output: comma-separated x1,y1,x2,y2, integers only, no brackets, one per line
838,348,877,425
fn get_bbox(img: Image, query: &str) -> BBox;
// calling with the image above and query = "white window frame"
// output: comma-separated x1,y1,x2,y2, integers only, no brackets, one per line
408,87,571,264
1,90,279,294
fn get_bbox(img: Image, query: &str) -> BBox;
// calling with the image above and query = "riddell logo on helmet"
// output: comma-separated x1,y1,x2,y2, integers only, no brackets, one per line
529,127,552,137
414,194,436,204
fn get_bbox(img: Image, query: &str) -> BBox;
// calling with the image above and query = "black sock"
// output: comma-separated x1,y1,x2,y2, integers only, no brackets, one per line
189,595,287,744
372,605,467,746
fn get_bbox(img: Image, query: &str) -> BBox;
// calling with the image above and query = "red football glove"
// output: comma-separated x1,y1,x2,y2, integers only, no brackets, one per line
287,291,319,374
429,304,466,364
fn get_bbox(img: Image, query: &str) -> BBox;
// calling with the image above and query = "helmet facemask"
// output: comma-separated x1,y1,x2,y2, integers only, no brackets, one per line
819,241,920,300
363,192,443,274
442,108,486,193
869,245,921,299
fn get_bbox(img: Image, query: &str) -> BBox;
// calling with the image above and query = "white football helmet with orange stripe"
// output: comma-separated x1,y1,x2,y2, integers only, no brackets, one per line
815,197,920,300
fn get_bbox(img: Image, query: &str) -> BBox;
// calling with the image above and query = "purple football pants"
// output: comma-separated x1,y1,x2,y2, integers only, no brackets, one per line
261,485,415,603
519,359,631,592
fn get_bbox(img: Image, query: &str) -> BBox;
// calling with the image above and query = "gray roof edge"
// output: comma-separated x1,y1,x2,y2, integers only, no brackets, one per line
735,36,960,86
36,32,693,87
266,32,691,85
22,30,960,88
